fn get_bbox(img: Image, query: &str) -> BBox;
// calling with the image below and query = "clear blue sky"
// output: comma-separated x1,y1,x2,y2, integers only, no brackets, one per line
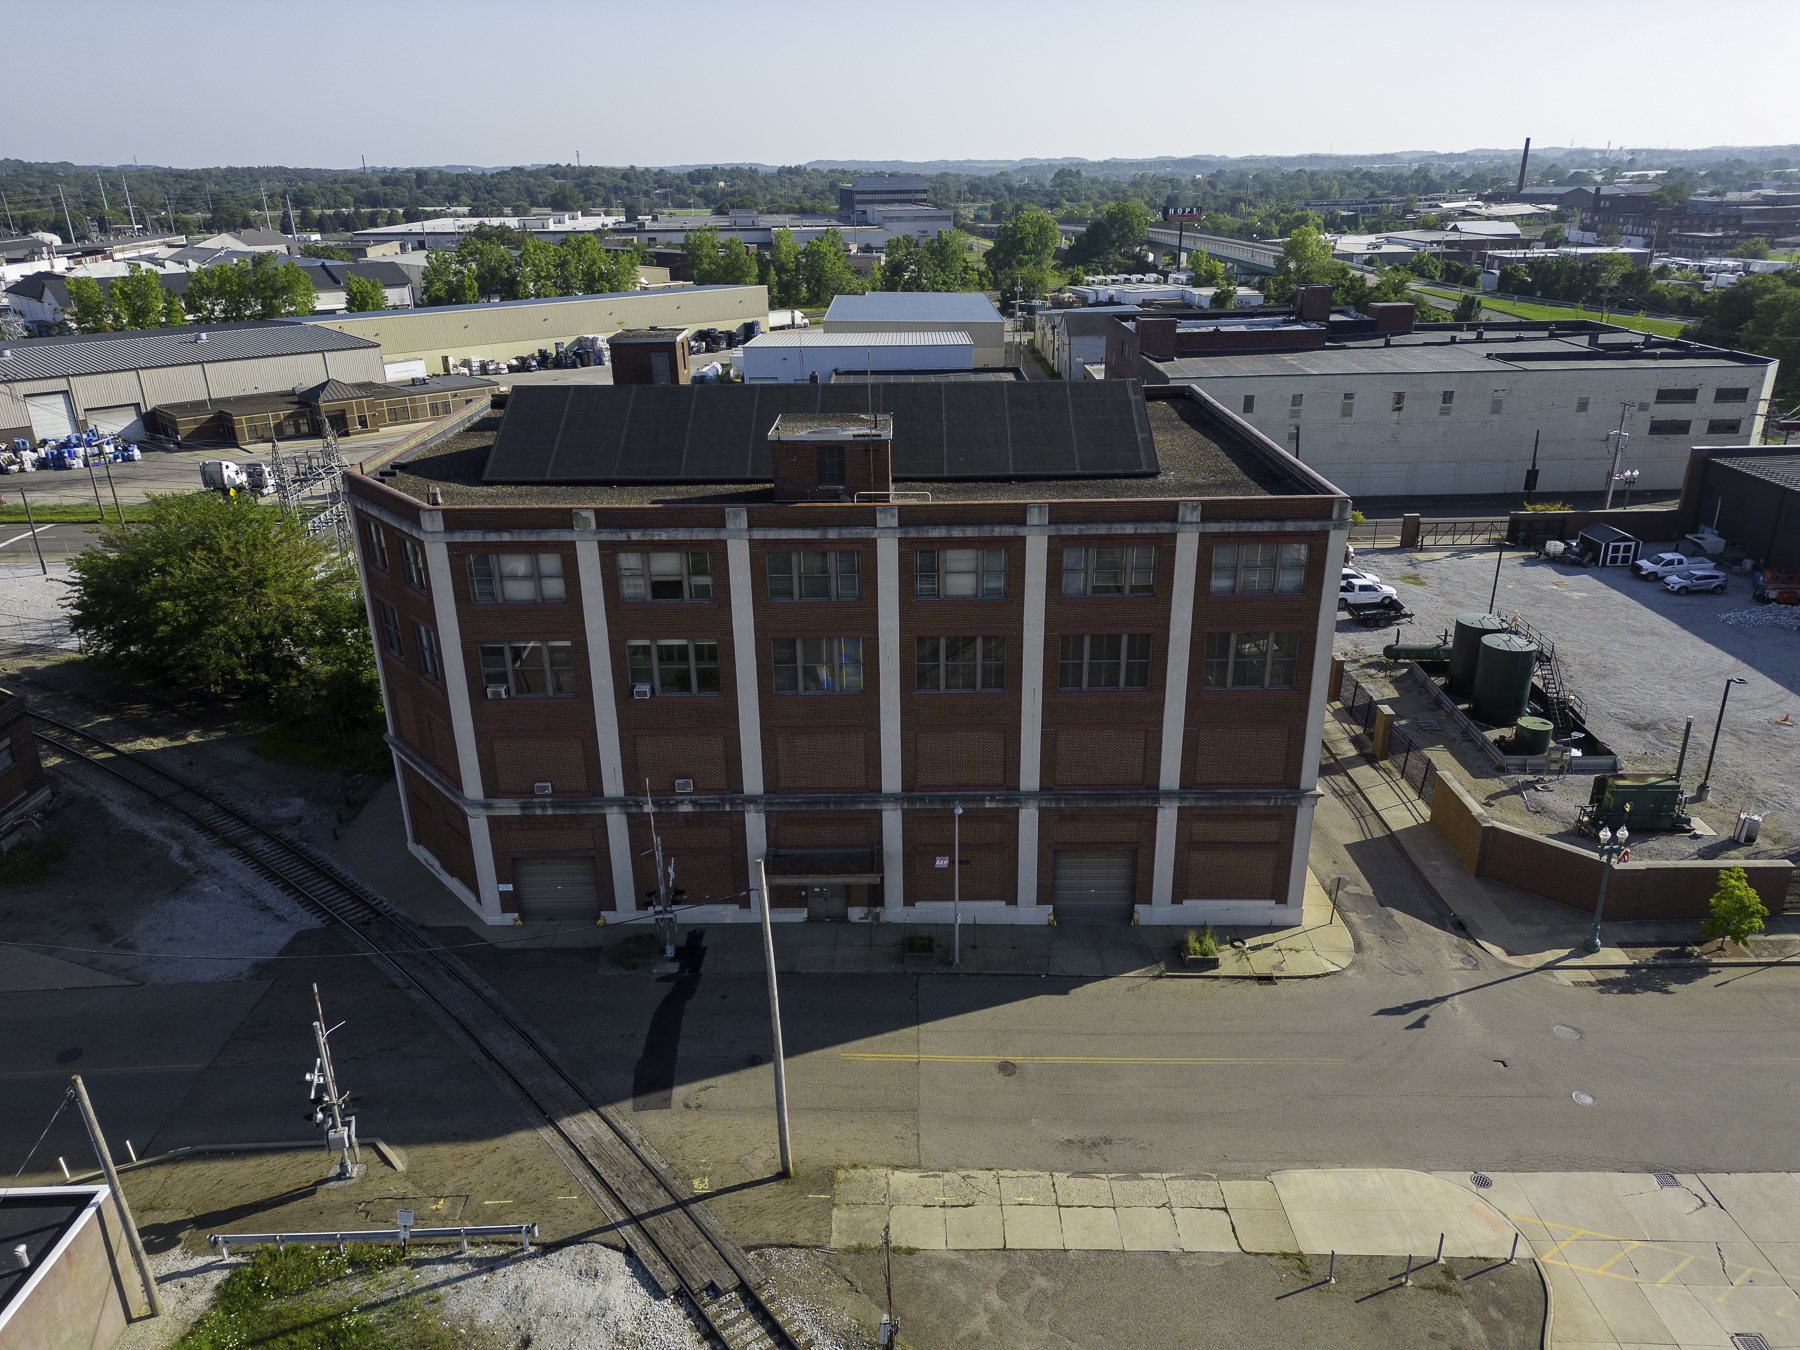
12,0,1796,169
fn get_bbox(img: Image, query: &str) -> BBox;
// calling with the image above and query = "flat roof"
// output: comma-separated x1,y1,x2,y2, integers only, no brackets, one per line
747,330,974,348
829,367,1024,383
824,292,1003,324
0,321,379,382
1712,454,1800,492
287,285,760,324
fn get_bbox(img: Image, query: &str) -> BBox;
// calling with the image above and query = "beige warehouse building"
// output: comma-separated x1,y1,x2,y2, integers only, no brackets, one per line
294,285,769,371
823,292,1006,366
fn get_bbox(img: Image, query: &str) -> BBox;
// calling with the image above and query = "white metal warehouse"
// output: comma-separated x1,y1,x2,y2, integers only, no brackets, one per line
739,330,974,383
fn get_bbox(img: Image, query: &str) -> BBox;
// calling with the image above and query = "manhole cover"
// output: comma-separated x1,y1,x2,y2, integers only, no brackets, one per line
1553,1025,1581,1040
1572,1091,1596,1107
1456,955,1478,969
745,1054,763,1067
996,1061,1017,1077
1654,1171,1679,1188
55,1047,82,1064
1471,1173,1493,1189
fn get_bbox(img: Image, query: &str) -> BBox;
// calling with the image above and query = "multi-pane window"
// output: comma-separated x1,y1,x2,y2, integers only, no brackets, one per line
771,637,864,693
915,548,1006,598
1439,390,1454,416
1058,634,1152,690
767,550,860,600
1576,396,1590,413
915,636,1006,692
377,601,403,657
1062,546,1155,597
478,641,578,697
415,624,442,683
1490,391,1505,415
1340,392,1354,417
619,551,713,601
1648,419,1692,436
400,537,428,592
467,553,567,603
1654,387,1699,404
362,518,389,571
626,639,720,695
1714,387,1749,403
1210,543,1308,596
1289,393,1304,415
1201,631,1301,689
1708,418,1743,435
817,446,846,488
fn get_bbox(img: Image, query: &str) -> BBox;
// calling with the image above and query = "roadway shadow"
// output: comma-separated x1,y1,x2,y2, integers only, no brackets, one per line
631,929,707,1112
1590,963,1712,995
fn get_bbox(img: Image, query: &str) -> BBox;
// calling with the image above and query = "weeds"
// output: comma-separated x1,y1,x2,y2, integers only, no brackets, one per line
612,933,663,969
172,1243,438,1350
0,837,71,887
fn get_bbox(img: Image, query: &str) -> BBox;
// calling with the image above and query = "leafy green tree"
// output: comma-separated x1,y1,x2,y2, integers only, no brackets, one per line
64,276,116,332
1187,251,1226,287
112,265,185,329
768,227,802,307
1264,225,1337,303
918,229,982,291
988,207,1058,296
517,234,564,298
874,236,924,292
1497,264,1533,296
684,224,724,286
344,273,387,312
183,253,316,322
420,248,478,306
67,493,381,755
1699,866,1767,949
799,229,862,305
1540,225,1566,247
1452,293,1484,322
1211,285,1237,309
714,237,758,286
553,235,640,296
300,243,354,261
1730,236,1772,260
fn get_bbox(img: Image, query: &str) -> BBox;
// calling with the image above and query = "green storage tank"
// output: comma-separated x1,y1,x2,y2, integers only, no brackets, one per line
1513,716,1554,755
1448,612,1509,695
1473,633,1538,725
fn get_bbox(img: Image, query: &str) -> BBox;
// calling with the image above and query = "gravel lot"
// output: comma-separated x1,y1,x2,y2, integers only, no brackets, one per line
1333,538,1799,863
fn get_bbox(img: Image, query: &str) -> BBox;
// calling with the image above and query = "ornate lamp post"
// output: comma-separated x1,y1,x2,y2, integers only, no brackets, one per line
1583,804,1631,955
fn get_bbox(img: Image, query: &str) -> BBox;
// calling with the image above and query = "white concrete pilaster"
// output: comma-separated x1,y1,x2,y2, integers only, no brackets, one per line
1015,806,1039,910
876,506,902,794
1150,804,1180,908
882,807,904,912
1284,796,1318,909
1299,518,1348,793
575,540,626,797
744,811,767,918
1018,505,1049,793
725,509,765,795
1150,505,1201,910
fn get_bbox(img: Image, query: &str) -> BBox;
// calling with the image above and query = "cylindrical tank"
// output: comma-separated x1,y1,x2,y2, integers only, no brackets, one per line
1473,634,1539,725
1448,612,1509,695
1513,716,1554,755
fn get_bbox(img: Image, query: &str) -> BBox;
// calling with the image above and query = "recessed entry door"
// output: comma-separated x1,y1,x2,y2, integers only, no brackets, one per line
805,884,849,922
1051,849,1137,924
513,857,600,921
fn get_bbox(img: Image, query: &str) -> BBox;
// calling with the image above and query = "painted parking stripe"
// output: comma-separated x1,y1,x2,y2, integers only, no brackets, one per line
0,525,55,549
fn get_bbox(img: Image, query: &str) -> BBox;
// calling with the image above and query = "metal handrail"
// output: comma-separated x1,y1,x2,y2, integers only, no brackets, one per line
853,489,932,503
210,1224,536,1258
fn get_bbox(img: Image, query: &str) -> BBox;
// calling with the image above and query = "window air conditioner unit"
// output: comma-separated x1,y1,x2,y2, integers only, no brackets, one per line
485,685,510,699
533,781,553,795
674,778,694,794
633,684,652,699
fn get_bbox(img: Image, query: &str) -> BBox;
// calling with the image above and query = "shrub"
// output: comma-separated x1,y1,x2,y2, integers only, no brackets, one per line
1180,925,1220,958
1700,866,1767,949
1523,500,1573,512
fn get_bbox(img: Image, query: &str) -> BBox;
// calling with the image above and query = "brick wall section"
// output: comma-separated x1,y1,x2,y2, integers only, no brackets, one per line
1037,808,1158,908
357,509,462,788
0,690,49,810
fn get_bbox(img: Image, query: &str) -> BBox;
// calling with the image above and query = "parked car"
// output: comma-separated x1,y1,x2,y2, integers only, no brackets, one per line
1633,551,1701,580
1340,566,1382,590
1339,578,1400,608
1663,566,1728,595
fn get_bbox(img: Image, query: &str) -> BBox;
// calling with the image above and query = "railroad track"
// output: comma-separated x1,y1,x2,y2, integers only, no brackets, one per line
31,713,807,1350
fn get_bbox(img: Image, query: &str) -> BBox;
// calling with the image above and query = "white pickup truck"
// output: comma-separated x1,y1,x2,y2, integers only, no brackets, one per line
1340,577,1400,608
1633,551,1701,580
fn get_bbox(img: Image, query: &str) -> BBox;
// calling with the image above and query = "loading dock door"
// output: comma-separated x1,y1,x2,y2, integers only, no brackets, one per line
86,403,145,440
1052,849,1137,923
513,857,600,920
25,392,76,442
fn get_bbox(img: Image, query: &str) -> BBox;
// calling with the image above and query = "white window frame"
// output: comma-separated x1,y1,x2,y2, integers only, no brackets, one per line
467,552,568,603
400,537,428,592
767,550,860,601
626,638,721,696
377,600,403,657
618,551,714,602
362,518,389,571
1062,545,1156,598
915,548,1006,599
1340,392,1355,418
478,640,579,697
414,623,442,683
1209,542,1308,596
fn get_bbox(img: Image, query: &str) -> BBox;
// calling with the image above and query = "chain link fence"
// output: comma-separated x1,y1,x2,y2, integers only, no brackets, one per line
1387,723,1438,806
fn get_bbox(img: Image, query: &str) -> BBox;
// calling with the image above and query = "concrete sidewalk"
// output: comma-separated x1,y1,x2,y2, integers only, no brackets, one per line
1322,708,1800,975
334,778,1354,980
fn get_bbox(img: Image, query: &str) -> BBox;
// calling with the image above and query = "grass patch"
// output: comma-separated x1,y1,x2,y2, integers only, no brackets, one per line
0,837,70,886
172,1242,444,1350
1399,573,1428,586
0,503,160,525
611,933,663,969
253,726,337,771
1275,1251,1312,1278
1417,287,1686,337
904,933,935,954
1413,1277,1461,1296
252,723,390,777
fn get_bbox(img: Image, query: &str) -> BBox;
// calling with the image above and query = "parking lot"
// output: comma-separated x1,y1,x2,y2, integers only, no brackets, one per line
1332,534,1800,863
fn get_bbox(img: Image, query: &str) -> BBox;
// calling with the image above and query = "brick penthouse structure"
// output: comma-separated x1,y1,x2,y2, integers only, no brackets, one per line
348,380,1349,928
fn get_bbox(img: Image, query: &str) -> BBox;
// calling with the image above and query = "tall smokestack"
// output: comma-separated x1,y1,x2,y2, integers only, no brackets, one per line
1515,138,1532,196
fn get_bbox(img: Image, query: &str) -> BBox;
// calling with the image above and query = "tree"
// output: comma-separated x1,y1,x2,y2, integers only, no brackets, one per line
1730,236,1772,260
516,233,563,298
1699,865,1767,949
420,248,478,306
1452,293,1484,322
684,224,725,286
1211,285,1237,309
183,253,316,322
300,243,354,262
988,207,1058,296
344,273,387,312
64,276,115,332
1188,250,1226,287
1541,224,1566,247
767,227,802,307
111,265,185,329
799,229,862,305
1497,264,1533,296
67,492,381,757
714,237,758,287
1264,225,1337,302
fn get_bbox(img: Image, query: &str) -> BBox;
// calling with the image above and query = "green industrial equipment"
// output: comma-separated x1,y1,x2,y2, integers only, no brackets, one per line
1448,613,1509,695
1382,643,1452,662
1583,774,1692,832
1472,633,1538,725
1511,716,1554,755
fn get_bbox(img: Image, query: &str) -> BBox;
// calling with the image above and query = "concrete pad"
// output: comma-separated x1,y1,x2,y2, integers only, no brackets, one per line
887,1169,999,1207
944,1205,1004,1250
1052,1172,1114,1208
1569,1266,1682,1346
0,946,136,991
1534,1263,1618,1348
1699,1172,1800,1243
1059,1207,1124,1251
1512,1172,1645,1239
1227,1208,1299,1254
1614,1175,1744,1242
888,1206,947,1251
834,1166,889,1207
1636,1282,1738,1347
1221,1179,1284,1211
1117,1207,1180,1252
831,1204,890,1249
1001,1205,1063,1250
1107,1175,1169,1208
997,1170,1054,1206
1164,1177,1225,1210
1173,1208,1241,1253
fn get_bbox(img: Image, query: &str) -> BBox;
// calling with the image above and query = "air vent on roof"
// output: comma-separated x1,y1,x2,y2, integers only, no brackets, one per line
195,332,210,342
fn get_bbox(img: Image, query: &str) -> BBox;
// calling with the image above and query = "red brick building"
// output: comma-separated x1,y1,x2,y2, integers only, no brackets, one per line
348,379,1348,928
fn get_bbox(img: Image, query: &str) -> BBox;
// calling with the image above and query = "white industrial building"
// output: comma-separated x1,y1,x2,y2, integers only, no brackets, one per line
1149,323,1777,498
823,292,1005,366
738,330,974,383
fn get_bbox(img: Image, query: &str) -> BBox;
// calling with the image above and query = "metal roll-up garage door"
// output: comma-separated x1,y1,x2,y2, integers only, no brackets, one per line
25,392,75,442
513,857,600,920
87,404,145,440
1052,849,1137,923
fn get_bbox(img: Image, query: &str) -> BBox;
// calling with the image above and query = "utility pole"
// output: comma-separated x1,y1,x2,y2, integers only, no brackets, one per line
96,172,110,222
70,1075,162,1317
259,181,273,233
1603,401,1633,509
305,984,363,1183
953,801,963,965
58,184,78,244
753,857,794,1178
121,175,137,231
0,191,13,233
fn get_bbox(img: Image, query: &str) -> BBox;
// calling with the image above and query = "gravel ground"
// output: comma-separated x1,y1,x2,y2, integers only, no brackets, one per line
1333,540,1800,862
0,560,75,647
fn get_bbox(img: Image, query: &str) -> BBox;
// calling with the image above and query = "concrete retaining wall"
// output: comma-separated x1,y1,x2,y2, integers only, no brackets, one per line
0,1186,136,1350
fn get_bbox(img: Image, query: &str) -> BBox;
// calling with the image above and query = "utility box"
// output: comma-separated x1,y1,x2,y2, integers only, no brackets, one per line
1582,773,1691,833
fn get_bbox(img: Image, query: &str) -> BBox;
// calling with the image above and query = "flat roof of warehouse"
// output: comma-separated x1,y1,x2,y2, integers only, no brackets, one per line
0,321,379,381
824,292,1002,323
286,284,761,323
747,330,974,347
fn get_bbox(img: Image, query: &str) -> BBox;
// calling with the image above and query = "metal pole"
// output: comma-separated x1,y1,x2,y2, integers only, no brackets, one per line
953,801,962,966
753,857,793,1178
70,1076,162,1317
85,455,106,522
19,488,46,576
104,461,123,522
1698,678,1744,795
1489,541,1505,613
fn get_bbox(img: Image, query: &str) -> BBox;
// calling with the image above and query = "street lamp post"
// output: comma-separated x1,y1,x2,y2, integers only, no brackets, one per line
1619,467,1640,509
1583,805,1631,955
1696,676,1747,802
952,801,963,966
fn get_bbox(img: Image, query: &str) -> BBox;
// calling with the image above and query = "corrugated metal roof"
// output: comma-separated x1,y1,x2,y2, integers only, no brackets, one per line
824,292,1003,324
1712,455,1800,492
0,321,379,382
747,330,973,348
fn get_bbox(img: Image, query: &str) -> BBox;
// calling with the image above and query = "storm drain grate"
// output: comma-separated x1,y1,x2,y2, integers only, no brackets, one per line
1654,1172,1680,1188
1471,1173,1493,1189
1730,1334,1770,1350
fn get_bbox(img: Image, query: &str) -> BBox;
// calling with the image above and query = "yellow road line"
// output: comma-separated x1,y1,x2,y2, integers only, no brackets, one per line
839,1054,1341,1065
1,1063,207,1079
1655,1254,1696,1286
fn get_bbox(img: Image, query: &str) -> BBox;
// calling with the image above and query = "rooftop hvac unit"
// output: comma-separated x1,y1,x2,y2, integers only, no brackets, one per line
674,778,694,794
485,685,510,699
633,684,652,699
534,781,553,796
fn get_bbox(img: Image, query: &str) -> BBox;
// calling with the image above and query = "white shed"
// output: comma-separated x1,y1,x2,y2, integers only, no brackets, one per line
739,330,975,384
